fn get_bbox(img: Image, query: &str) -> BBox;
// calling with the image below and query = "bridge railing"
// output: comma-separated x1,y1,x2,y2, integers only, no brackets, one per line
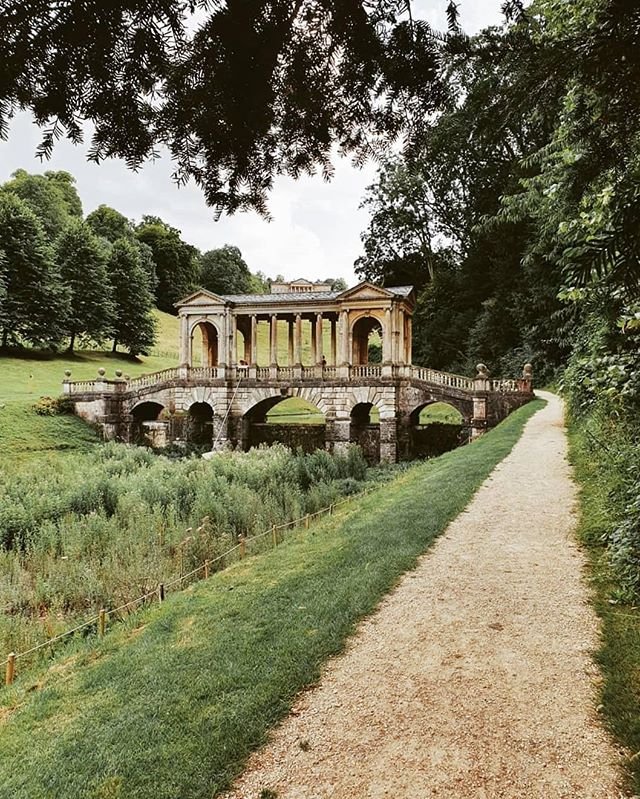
410,366,475,391
63,363,532,396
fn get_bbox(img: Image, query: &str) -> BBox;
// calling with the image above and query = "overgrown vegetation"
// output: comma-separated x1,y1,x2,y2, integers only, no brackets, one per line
0,400,543,799
568,416,640,794
0,443,371,670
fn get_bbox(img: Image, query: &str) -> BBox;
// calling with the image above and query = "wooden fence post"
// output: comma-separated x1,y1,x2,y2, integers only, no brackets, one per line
98,608,106,638
272,525,278,547
305,513,310,529
159,583,165,602
204,560,210,579
240,535,246,559
5,653,15,686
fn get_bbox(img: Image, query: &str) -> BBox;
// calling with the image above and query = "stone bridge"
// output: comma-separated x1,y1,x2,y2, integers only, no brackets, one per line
64,362,534,463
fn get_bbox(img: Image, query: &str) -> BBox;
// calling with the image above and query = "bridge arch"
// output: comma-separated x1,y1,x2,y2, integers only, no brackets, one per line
189,318,221,366
238,391,326,453
408,400,467,460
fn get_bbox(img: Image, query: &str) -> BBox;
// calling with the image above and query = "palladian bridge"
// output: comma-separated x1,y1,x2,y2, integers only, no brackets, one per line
63,282,534,462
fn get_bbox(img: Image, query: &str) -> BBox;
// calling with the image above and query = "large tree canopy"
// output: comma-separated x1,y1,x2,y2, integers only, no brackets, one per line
0,1,455,213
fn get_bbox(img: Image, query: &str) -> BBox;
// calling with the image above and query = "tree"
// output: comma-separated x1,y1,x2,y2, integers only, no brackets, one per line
108,238,156,356
0,193,69,347
0,1,456,213
86,205,133,243
0,248,8,333
327,277,348,292
54,221,115,351
136,216,198,312
199,245,252,295
1,169,79,240
44,171,83,219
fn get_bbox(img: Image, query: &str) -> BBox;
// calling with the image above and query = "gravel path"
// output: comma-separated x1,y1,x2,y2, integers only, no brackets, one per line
222,392,625,799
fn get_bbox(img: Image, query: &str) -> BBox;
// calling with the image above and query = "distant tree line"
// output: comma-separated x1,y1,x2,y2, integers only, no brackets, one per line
0,169,347,355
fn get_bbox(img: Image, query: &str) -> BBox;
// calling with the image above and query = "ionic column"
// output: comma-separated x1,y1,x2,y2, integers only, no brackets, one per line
250,315,258,365
330,318,337,365
294,314,302,365
270,314,278,366
315,313,324,365
406,316,412,364
288,319,294,365
398,309,405,365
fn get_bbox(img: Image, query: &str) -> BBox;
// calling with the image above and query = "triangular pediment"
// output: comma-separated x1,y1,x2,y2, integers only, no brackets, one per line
335,281,395,301
174,288,227,308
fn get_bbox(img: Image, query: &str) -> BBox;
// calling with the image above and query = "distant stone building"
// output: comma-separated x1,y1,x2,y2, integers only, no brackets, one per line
271,278,333,294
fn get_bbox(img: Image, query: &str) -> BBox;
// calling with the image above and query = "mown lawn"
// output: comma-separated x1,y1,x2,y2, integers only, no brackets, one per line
0,399,543,799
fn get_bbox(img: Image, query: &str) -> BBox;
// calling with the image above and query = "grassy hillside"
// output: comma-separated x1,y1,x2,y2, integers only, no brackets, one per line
0,400,544,799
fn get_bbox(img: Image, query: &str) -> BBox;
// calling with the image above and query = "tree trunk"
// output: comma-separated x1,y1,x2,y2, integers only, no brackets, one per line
1,329,7,349
112,338,118,353
67,332,76,353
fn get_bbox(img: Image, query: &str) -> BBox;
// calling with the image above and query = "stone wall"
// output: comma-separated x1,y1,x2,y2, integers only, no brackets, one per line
248,423,326,453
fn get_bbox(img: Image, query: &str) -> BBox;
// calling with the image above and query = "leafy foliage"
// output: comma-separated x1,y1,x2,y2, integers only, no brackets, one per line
136,216,199,312
199,245,253,295
0,193,69,348
55,221,115,351
1,169,82,239
0,1,458,214
108,238,157,356
85,204,133,243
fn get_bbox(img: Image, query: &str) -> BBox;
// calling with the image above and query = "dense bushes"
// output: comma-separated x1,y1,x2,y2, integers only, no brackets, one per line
0,443,371,660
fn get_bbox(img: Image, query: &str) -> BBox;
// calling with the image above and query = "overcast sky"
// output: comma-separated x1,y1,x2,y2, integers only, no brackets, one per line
0,1,503,286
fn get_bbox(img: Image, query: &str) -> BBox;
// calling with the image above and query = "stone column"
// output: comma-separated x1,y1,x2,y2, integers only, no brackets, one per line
179,314,189,364
406,316,412,364
288,319,294,365
398,309,405,365
330,318,337,365
339,310,349,365
310,316,317,365
270,314,278,366
382,307,392,363
315,313,324,365
250,315,258,365
295,314,303,366
230,313,238,365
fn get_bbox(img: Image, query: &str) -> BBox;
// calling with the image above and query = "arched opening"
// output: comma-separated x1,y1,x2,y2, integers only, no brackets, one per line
351,317,383,365
191,321,219,367
131,401,166,446
187,402,214,447
350,402,380,463
409,401,466,459
243,396,326,453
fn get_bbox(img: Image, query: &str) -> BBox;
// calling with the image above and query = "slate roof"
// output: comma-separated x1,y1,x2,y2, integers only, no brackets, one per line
218,286,414,305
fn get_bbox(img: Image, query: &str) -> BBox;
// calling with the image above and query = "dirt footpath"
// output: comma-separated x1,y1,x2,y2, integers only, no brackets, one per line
221,392,625,799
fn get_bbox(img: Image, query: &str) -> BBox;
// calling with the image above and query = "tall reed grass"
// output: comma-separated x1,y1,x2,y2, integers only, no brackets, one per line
0,443,369,662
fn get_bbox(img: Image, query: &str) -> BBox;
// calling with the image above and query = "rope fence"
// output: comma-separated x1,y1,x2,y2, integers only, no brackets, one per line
3,486,376,687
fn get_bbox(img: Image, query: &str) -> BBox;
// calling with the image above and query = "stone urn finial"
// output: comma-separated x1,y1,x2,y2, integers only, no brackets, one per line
523,363,533,379
97,368,106,377
115,369,123,378
476,363,489,378
64,370,72,379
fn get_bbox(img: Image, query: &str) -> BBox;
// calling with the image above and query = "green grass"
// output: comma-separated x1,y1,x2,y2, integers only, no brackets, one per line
0,398,543,799
568,419,640,794
0,402,99,462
